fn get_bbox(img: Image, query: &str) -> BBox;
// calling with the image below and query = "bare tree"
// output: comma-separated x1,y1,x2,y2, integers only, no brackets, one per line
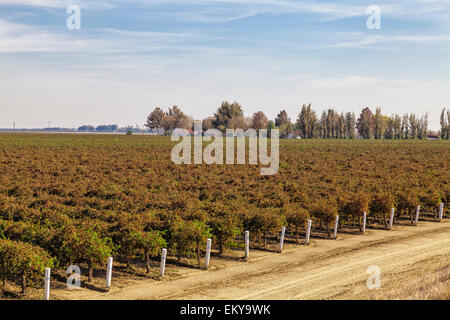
159,106,192,132
202,117,215,131
250,111,269,131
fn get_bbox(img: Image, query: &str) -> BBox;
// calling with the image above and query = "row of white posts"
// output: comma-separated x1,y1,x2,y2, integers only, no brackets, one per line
159,238,213,278
392,203,445,228
43,256,114,300
388,203,444,229
141,202,447,283
44,203,446,299
275,202,445,254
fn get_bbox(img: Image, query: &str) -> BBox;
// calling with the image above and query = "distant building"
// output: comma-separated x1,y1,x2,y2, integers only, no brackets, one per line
172,128,193,136
427,135,440,141
77,125,96,132
286,132,301,139
96,124,118,132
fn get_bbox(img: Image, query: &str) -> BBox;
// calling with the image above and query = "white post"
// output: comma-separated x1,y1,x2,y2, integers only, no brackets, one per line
205,239,212,268
439,203,444,222
279,227,286,253
244,231,250,259
105,256,113,289
44,268,51,300
414,205,420,225
160,248,167,278
305,220,312,245
362,211,367,234
333,215,339,239
388,208,395,230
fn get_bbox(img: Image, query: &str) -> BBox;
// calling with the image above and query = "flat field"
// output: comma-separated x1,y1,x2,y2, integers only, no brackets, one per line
0,133,448,299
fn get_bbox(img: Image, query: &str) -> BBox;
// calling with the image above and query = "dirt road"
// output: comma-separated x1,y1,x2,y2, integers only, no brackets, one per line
78,220,449,300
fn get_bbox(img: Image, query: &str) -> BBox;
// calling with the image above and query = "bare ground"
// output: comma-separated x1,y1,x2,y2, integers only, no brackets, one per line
45,219,449,300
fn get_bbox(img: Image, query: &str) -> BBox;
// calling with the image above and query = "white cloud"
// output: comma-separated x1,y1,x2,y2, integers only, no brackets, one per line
305,75,408,89
3,0,449,22
0,0,69,7
161,0,368,23
0,19,199,53
0,0,115,9
330,33,450,49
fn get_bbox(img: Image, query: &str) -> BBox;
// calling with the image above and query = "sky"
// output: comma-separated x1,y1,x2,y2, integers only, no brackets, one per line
0,0,449,130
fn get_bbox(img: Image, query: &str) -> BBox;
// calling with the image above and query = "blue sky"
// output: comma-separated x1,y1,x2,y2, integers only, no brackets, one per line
0,0,449,130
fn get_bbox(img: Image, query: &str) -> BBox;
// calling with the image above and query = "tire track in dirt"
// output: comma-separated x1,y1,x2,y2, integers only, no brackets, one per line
156,222,450,300
84,221,449,300
236,237,450,299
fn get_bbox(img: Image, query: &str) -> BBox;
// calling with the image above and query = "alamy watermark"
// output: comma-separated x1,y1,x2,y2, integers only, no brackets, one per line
366,5,381,30
66,264,81,290
66,5,81,30
366,265,381,290
171,121,279,176
63,4,380,31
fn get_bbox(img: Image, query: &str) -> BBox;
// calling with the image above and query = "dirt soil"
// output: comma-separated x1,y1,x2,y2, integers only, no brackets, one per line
45,219,449,300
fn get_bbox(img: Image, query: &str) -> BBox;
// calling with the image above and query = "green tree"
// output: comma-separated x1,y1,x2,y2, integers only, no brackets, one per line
338,113,346,139
134,229,166,273
374,107,384,139
396,190,419,224
114,212,140,268
447,110,450,140
340,193,370,231
0,239,54,294
369,193,395,228
145,107,166,131
384,116,395,139
440,109,447,139
345,112,356,139
78,229,113,282
393,114,402,139
409,114,418,139
310,198,338,237
169,218,211,266
297,104,318,139
213,101,245,131
419,190,442,220
401,113,409,139
357,107,375,139
319,111,327,138
418,114,428,140
267,120,276,137
275,110,289,128
274,110,293,138
244,209,283,247
207,204,240,256
285,206,310,243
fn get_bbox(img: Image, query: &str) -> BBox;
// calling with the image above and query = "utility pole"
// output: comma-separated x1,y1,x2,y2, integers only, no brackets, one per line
13,121,15,132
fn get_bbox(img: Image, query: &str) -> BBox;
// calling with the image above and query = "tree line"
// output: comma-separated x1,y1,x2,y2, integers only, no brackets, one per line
440,108,450,139
145,102,446,139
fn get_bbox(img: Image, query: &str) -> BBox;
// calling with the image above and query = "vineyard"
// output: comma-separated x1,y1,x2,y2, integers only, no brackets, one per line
0,133,448,297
